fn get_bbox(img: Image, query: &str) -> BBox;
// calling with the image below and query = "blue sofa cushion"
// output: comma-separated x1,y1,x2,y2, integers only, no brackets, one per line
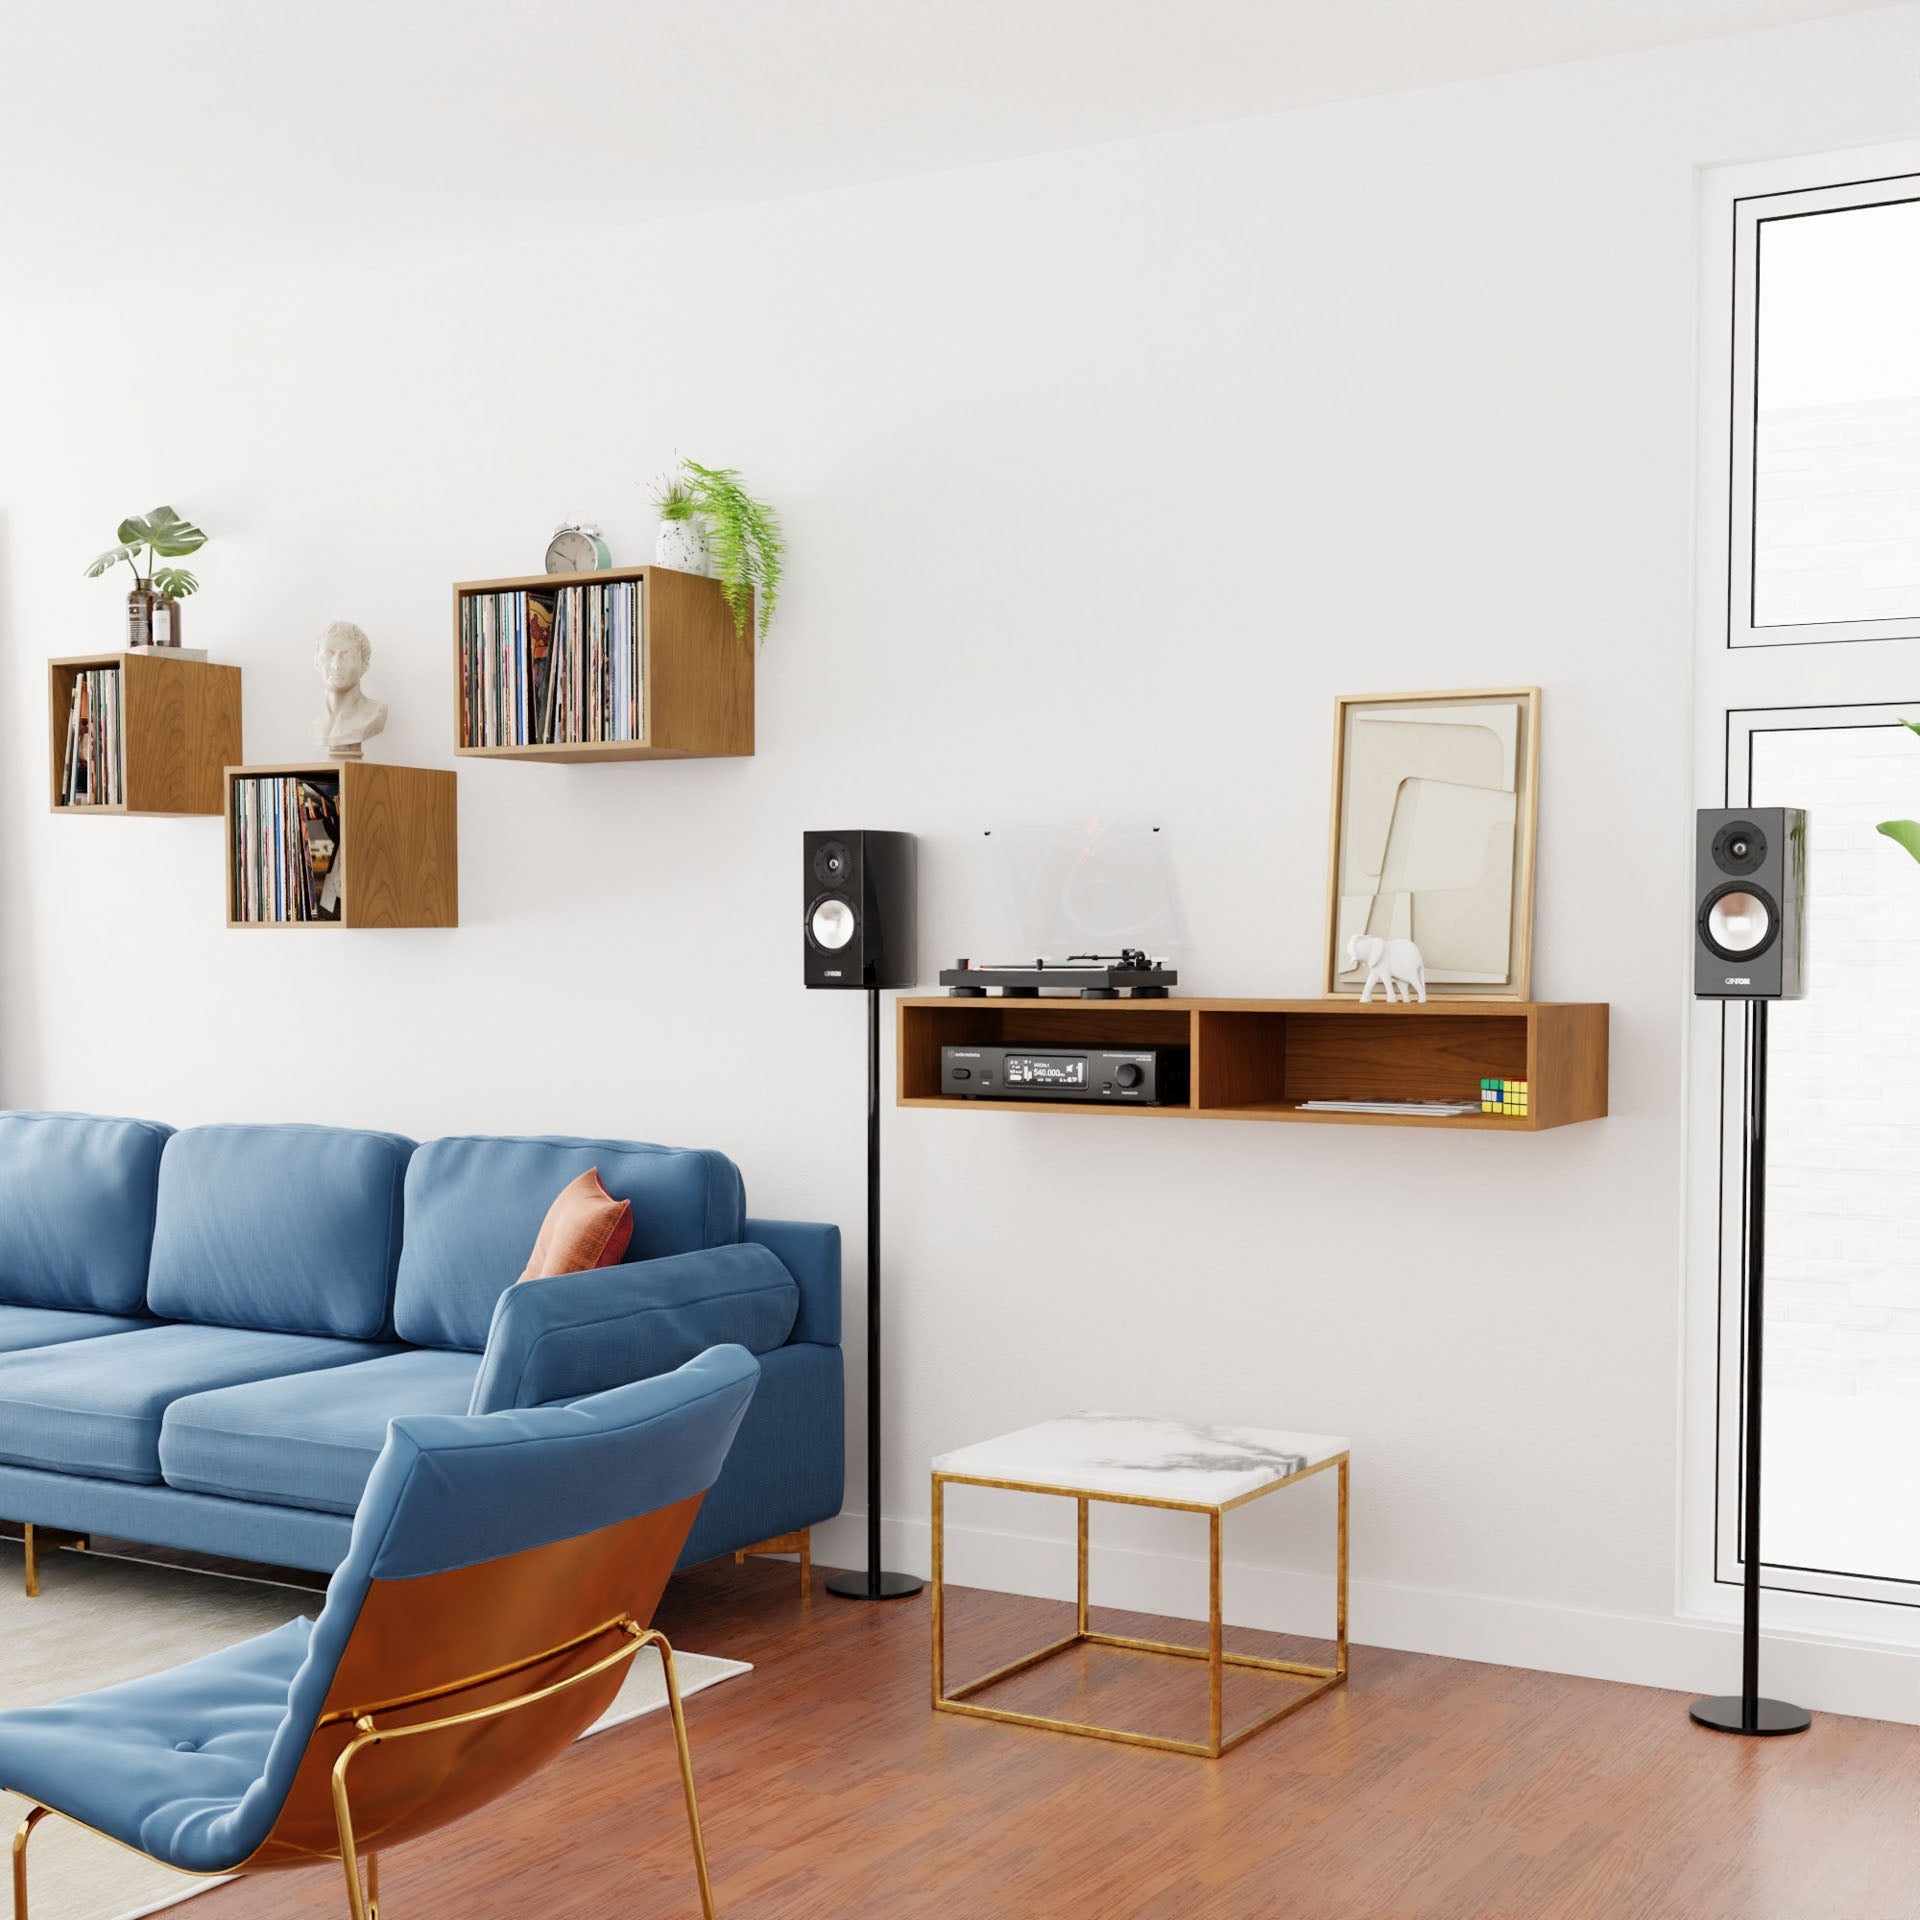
159,1350,481,1517
0,1325,400,1485
468,1243,799,1413
0,1112,171,1314
0,1306,156,1354
146,1126,412,1340
394,1134,746,1352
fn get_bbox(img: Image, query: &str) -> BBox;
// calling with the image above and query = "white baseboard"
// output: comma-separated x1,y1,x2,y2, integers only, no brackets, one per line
811,1510,1920,1727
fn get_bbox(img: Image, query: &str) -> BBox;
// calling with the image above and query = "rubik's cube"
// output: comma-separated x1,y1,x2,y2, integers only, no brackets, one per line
1481,1077,1529,1118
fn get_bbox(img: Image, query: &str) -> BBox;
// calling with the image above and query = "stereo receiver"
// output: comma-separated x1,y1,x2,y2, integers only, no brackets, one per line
939,1044,1187,1105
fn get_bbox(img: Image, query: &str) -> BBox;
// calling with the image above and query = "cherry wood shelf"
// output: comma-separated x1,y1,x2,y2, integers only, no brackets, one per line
49,652,242,817
224,761,458,930
898,996,1608,1131
452,565,752,763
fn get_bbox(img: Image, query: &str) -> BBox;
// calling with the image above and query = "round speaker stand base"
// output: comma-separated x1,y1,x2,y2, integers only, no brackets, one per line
826,1570,925,1602
1688,1694,1811,1737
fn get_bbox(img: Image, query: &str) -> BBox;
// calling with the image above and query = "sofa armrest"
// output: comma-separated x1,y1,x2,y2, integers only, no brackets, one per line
745,1219,840,1346
469,1242,800,1414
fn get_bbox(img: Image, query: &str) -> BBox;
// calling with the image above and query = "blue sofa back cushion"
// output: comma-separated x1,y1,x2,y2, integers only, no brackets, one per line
146,1125,414,1341
393,1134,747,1352
469,1241,799,1413
0,1112,171,1315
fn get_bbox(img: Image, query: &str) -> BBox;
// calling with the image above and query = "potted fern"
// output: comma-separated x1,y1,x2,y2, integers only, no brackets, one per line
86,506,207,649
651,460,783,643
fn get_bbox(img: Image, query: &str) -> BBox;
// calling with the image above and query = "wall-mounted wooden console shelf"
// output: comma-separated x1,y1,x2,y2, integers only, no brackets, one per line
898,997,1608,1130
451,566,752,763
224,761,458,929
49,651,241,816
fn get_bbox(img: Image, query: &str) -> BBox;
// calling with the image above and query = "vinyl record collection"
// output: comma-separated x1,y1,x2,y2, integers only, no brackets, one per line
231,773,342,923
58,668,124,806
459,581,642,748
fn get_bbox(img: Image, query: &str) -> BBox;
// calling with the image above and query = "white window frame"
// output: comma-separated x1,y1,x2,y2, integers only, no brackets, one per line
1729,170,1920,649
1687,139,1920,1643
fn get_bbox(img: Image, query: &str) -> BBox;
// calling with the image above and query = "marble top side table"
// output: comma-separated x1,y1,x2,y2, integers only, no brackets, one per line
930,1414,1350,1759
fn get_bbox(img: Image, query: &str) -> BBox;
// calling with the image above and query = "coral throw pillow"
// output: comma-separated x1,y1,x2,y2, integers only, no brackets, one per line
518,1169,634,1281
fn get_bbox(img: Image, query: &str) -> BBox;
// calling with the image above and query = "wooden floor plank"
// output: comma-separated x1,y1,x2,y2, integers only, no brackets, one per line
173,1557,1920,1919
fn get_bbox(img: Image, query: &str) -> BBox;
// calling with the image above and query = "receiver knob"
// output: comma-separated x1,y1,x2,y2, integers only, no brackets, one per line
1115,1063,1143,1089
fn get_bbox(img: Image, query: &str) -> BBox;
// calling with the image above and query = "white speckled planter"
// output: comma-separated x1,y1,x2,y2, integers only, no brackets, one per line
654,518,711,574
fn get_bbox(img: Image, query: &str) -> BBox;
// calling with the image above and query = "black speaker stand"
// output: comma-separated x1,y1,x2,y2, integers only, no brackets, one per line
826,986,924,1604
1690,1000,1809,1737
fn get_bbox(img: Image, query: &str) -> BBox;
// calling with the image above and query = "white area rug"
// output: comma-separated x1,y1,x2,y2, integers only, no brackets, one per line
0,1538,749,1920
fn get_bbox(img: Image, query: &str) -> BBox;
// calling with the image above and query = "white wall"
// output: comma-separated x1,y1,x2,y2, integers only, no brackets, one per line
6,6,1920,1715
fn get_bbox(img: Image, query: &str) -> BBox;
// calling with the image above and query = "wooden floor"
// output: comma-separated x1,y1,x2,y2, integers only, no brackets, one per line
185,1556,1920,1920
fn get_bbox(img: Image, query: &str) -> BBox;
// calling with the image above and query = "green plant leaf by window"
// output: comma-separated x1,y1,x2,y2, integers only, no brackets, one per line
1877,721,1920,867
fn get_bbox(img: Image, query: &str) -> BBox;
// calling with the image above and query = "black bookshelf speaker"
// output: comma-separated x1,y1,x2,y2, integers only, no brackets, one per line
804,831,916,989
1695,807,1806,1000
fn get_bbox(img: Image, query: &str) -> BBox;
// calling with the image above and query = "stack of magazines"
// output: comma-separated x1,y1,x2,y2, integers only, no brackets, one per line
459,582,642,748
232,774,342,923
59,668,123,806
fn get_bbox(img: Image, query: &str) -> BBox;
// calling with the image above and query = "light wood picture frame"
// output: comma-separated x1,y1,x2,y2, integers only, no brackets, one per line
1322,687,1540,1000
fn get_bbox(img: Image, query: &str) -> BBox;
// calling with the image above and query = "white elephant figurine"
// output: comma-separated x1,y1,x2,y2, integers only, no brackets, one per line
1345,933,1427,1004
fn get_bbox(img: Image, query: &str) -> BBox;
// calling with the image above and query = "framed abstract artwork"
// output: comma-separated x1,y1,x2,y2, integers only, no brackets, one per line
1322,687,1541,1000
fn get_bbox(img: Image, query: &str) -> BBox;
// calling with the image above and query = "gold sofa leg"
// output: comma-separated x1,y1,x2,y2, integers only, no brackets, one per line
21,1527,87,1599
12,1805,47,1920
731,1528,811,1597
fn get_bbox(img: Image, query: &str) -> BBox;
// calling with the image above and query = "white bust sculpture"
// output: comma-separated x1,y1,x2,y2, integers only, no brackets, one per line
310,621,388,759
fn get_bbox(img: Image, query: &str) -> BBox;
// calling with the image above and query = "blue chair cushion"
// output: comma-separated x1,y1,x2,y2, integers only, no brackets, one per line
393,1134,746,1352
146,1125,413,1340
0,1305,157,1353
0,1325,401,1485
0,1349,761,1875
160,1350,482,1516
0,1112,171,1314
0,1614,312,1871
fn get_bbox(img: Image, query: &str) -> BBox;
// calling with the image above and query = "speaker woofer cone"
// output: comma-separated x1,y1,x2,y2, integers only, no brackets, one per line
809,895,857,951
1702,883,1777,961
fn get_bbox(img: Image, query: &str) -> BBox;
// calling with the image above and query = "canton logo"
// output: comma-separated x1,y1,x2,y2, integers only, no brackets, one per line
1724,976,1751,986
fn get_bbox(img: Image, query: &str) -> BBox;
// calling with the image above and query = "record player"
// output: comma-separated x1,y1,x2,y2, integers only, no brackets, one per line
940,949,1178,999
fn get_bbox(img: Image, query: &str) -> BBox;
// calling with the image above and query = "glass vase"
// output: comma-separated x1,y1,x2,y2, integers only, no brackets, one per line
127,586,159,648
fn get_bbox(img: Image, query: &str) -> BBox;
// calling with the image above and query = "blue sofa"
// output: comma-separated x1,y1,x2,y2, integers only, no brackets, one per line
0,1111,843,1579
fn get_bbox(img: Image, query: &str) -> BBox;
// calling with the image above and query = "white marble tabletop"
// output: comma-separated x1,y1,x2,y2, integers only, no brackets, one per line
933,1414,1349,1506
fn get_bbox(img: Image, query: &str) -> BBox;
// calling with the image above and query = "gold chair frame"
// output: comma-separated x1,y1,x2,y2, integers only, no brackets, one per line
10,1616,716,1920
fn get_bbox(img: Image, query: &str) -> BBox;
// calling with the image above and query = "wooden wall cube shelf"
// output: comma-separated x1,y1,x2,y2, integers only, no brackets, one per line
898,997,1608,1131
49,652,242,817
224,762,458,929
451,566,752,762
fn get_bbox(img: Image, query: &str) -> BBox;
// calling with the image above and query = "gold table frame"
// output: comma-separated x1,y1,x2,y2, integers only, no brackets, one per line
931,1451,1348,1759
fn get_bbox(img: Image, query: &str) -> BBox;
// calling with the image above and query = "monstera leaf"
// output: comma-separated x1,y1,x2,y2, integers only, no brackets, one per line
117,506,207,558
150,566,199,599
84,543,142,579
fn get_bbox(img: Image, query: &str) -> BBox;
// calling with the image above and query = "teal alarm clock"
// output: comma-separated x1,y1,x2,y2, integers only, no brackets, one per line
545,522,612,573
